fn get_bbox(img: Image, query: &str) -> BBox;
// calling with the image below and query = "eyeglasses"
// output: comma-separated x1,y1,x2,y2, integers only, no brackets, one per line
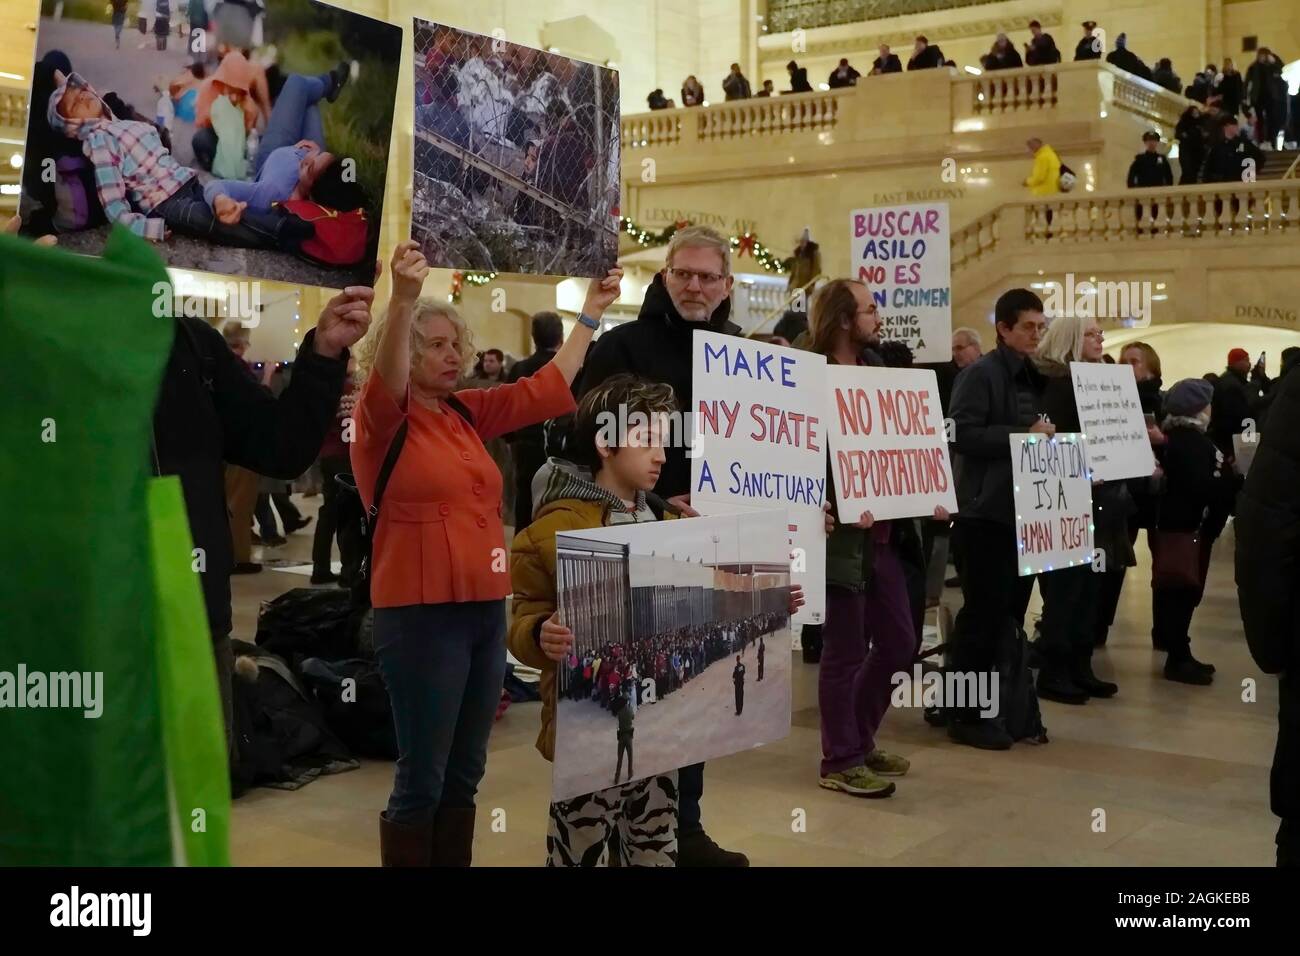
1083,329,1105,340
666,267,726,286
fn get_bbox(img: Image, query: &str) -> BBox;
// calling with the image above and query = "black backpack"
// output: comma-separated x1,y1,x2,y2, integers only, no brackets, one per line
996,625,1048,743
335,394,475,608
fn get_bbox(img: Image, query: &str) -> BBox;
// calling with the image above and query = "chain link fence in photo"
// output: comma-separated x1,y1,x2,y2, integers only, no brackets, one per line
411,19,620,277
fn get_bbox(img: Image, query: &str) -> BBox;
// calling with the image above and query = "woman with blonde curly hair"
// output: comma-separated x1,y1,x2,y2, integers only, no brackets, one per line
354,240,622,866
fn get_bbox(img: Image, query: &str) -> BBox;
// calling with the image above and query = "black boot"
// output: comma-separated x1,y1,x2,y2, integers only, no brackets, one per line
1071,657,1118,698
677,830,749,867
379,812,433,867
432,805,476,867
1164,655,1214,685
1036,664,1089,705
327,60,353,102
947,712,1013,750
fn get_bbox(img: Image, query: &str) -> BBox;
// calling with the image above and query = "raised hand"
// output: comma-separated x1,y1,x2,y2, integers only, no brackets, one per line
581,265,624,319
391,240,429,303
314,286,376,358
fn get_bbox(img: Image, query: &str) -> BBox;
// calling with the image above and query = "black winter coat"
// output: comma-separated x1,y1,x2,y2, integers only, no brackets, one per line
1235,370,1300,674
1155,422,1235,534
1216,71,1244,116
907,45,946,70
1025,34,1061,66
1200,134,1264,183
1128,151,1174,188
578,274,740,499
949,344,1045,526
1075,36,1102,61
1107,48,1153,81
155,320,347,640
1211,366,1269,455
872,54,903,74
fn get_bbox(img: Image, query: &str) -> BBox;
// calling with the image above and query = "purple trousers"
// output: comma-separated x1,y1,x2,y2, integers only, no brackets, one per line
818,544,916,777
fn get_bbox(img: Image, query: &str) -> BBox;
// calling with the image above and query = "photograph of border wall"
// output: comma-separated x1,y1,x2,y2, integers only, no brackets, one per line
553,512,792,802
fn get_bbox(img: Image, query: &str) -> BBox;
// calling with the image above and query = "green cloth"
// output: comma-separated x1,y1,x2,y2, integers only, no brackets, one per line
210,94,248,181
0,226,229,865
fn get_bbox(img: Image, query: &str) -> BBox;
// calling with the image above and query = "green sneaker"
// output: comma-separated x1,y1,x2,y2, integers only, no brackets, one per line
865,749,910,776
819,766,896,798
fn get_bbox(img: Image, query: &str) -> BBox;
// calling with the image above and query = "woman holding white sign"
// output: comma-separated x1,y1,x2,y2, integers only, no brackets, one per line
1034,315,1133,702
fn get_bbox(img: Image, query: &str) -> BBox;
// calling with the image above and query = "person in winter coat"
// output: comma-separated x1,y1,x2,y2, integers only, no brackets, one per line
1234,367,1300,867
1152,58,1182,94
1074,21,1103,61
1106,34,1153,81
1024,137,1062,196
983,34,1023,71
354,241,621,868
1175,105,1208,184
1216,59,1244,117
1200,113,1263,183
827,58,861,88
872,44,903,74
808,279,944,795
732,657,746,715
907,36,946,71
786,60,813,93
1024,20,1061,66
1152,379,1237,683
1033,316,1134,702
1128,130,1174,187
680,75,704,107
646,88,673,110
947,288,1051,749
574,225,745,868
1211,347,1271,459
1246,49,1284,145
722,64,751,101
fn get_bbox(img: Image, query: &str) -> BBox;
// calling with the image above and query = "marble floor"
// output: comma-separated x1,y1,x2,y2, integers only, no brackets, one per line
229,498,1278,866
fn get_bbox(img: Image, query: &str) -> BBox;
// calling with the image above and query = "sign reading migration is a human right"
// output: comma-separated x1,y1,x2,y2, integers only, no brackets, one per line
848,202,951,363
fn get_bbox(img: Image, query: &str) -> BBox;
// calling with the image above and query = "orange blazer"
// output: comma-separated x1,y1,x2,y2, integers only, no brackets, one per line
351,361,576,608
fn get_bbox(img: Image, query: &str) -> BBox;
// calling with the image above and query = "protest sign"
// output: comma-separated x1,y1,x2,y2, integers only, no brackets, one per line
1068,362,1156,481
825,365,958,521
1010,432,1095,576
691,331,827,625
848,202,951,363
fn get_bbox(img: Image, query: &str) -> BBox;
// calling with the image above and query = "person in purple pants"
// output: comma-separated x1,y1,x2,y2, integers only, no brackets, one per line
807,278,948,799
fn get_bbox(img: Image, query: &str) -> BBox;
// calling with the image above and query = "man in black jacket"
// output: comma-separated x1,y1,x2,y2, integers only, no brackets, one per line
505,311,564,529
1106,34,1153,81
1235,367,1300,867
947,289,1051,749
1200,114,1263,182
1074,21,1103,61
1152,58,1182,94
872,44,903,74
1211,347,1271,458
1246,48,1284,146
159,286,369,758
1128,131,1176,184
579,225,745,867
907,36,946,71
827,58,860,89
786,60,813,93
1024,20,1061,66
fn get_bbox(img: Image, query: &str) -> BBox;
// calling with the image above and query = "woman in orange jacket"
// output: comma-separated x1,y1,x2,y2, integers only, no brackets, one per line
353,240,621,866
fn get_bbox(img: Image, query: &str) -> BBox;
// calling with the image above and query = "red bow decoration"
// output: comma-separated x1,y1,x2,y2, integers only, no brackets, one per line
450,271,464,300
736,233,757,257
674,219,691,230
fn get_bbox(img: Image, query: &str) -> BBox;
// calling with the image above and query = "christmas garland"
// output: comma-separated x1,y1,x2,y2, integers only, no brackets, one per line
450,217,788,297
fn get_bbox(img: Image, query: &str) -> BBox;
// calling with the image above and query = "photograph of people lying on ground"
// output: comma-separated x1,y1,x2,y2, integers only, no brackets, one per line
19,0,402,289
551,512,794,802
410,18,621,278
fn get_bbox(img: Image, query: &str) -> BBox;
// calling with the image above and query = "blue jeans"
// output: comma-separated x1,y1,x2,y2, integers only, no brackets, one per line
256,73,330,175
374,600,507,825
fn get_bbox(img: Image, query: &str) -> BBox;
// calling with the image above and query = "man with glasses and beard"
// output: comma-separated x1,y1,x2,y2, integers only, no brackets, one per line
577,225,748,866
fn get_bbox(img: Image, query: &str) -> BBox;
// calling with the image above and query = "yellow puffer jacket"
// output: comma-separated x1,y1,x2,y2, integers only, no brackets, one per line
1025,143,1062,196
509,494,676,761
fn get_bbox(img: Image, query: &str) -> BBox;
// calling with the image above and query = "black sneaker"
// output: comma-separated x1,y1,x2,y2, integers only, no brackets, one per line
311,570,339,585
677,830,749,867
1071,661,1118,698
1165,658,1214,685
1037,667,1089,705
327,60,354,102
232,562,263,575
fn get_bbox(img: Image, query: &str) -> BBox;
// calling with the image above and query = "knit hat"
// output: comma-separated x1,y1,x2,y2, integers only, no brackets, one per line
1164,378,1214,417
1227,347,1249,365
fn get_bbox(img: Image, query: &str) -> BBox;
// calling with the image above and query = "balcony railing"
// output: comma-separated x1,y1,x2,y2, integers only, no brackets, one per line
951,181,1300,270
1,83,26,134
767,0,998,33
623,88,846,151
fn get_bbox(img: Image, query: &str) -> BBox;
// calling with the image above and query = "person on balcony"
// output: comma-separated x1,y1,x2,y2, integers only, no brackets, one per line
1023,137,1062,196
1024,20,1060,66
1074,21,1103,62
1216,59,1244,118
680,75,705,107
1153,58,1182,94
1246,48,1285,148
1200,113,1263,184
756,79,775,97
1128,131,1174,232
983,34,1023,71
872,44,902,74
1175,105,1209,184
646,88,674,110
722,64,752,101
827,58,861,89
786,60,813,93
1106,34,1153,82
907,36,946,71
